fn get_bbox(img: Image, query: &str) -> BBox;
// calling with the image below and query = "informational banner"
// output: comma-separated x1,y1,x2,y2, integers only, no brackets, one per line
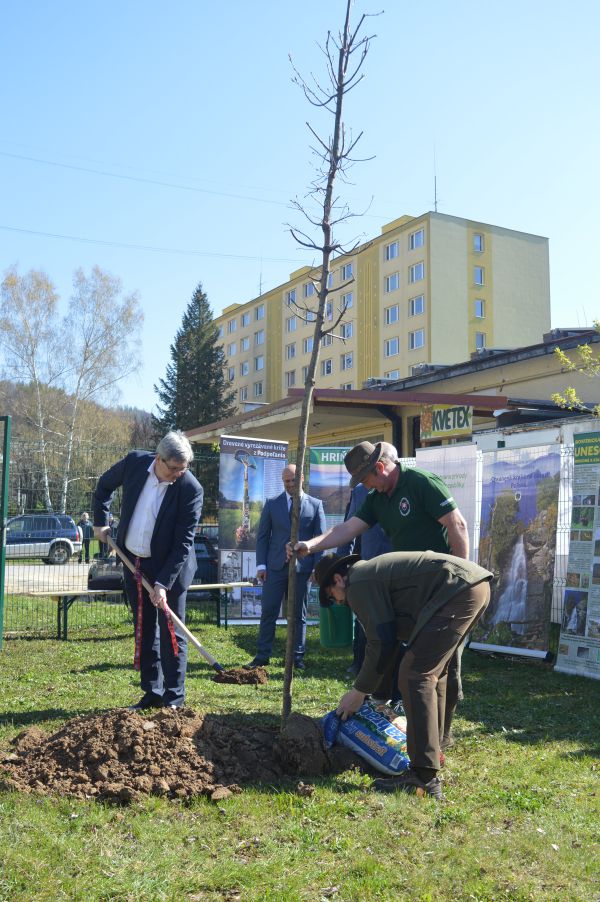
555,432,600,680
420,404,472,442
470,445,561,659
308,446,352,531
218,435,288,620
415,444,479,560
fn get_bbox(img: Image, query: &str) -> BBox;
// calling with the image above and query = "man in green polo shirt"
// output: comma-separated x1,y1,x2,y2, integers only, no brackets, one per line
292,440,470,746
315,550,491,798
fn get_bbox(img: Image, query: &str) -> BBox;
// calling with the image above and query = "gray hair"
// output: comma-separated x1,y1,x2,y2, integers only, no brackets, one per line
156,430,194,464
380,441,398,463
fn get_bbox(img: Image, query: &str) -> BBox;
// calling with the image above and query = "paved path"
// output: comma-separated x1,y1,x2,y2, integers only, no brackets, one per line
6,561,90,594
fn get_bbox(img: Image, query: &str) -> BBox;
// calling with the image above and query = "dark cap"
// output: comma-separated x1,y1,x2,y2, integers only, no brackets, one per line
313,552,360,606
344,441,384,488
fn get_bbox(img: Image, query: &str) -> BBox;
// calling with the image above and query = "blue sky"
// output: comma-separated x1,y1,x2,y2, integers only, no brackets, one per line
1,1,598,413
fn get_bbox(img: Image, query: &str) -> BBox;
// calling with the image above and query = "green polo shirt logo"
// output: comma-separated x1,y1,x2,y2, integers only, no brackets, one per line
399,497,411,516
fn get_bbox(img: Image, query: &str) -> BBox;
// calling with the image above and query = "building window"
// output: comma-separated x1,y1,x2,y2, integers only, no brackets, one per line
302,365,309,381
474,298,485,318
385,369,399,379
285,289,296,306
327,272,334,288
227,342,237,357
227,319,237,334
384,337,399,357
306,310,316,322
255,355,264,371
253,381,263,398
385,272,400,293
340,322,353,339
340,382,353,390
341,352,353,371
385,304,399,325
322,333,333,347
241,312,250,327
240,361,249,376
285,370,296,388
255,304,265,320
240,336,250,351
303,282,315,298
341,291,353,309
303,337,313,354
409,329,425,350
473,233,484,253
285,342,296,360
409,228,425,250
227,366,235,381
409,294,424,316
385,241,399,261
321,358,333,376
254,329,265,345
341,262,353,280
325,301,333,321
474,265,484,286
239,386,248,401
475,332,486,350
286,316,297,332
409,262,424,283
217,325,223,339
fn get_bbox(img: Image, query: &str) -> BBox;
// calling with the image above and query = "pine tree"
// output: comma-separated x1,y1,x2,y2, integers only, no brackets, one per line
153,283,236,433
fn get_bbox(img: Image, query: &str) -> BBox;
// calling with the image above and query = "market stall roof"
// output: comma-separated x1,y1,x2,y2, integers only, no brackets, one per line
185,388,510,446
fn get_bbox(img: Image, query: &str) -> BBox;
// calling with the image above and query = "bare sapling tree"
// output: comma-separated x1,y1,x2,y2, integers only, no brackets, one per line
282,0,375,720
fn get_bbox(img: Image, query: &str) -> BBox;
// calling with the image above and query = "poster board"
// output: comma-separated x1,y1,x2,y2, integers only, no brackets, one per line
470,445,561,659
555,432,600,679
218,435,288,620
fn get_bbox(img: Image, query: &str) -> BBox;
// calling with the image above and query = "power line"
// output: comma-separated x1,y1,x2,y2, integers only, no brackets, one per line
0,224,307,264
0,150,293,208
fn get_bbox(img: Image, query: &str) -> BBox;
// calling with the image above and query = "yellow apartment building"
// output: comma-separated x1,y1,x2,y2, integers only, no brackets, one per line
215,211,550,411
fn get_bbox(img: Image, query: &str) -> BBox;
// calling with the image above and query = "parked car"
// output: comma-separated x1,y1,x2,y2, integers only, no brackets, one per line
193,533,219,585
5,513,82,564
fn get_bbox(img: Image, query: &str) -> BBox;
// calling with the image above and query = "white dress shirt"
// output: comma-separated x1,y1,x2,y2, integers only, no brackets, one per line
125,460,171,557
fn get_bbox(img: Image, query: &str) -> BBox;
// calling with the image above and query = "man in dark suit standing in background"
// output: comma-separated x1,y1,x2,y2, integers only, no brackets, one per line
245,463,326,671
93,430,203,709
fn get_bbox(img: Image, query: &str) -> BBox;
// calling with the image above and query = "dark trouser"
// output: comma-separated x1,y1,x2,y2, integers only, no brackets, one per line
256,567,310,661
79,539,90,563
398,580,490,772
123,564,188,707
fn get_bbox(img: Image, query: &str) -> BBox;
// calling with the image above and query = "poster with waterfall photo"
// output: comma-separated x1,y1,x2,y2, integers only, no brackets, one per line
471,445,561,658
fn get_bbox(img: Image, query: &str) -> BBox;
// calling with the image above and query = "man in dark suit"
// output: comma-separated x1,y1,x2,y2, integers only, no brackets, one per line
93,430,203,709
244,463,326,670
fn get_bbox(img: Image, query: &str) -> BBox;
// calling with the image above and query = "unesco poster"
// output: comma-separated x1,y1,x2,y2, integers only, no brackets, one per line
555,433,600,680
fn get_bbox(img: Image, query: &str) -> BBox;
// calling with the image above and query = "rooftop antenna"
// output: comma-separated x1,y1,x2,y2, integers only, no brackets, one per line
433,145,438,213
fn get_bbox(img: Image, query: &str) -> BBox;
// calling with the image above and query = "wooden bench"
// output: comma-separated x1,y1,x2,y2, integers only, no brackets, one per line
187,582,254,628
28,589,127,640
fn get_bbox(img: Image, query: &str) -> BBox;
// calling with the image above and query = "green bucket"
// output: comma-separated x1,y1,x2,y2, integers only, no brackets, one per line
319,603,353,648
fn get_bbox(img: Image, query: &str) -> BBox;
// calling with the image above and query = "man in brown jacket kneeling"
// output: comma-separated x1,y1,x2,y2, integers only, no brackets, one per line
314,550,492,799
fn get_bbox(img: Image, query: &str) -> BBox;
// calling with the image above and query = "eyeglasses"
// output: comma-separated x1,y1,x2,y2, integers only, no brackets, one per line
161,458,188,474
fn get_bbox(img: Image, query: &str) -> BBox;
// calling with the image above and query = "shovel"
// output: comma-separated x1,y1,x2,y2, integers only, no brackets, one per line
106,535,225,674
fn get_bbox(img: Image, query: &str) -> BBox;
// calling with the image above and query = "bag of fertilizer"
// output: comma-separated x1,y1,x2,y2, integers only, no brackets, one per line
322,700,410,775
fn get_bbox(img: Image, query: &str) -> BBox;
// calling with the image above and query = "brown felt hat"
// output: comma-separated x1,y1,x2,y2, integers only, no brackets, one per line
314,552,360,606
344,441,384,488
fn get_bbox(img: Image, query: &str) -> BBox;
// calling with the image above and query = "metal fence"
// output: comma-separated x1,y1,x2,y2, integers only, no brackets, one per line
2,440,219,639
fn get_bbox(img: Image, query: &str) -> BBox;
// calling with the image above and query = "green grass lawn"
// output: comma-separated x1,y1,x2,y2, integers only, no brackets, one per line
0,622,598,901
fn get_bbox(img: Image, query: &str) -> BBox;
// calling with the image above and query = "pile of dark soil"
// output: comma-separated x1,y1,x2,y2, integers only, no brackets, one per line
1,709,356,804
212,666,268,685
